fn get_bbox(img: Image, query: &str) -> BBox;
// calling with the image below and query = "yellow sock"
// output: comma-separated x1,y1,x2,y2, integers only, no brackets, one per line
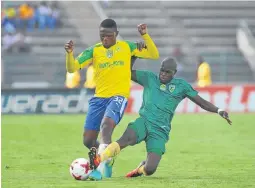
100,142,120,162
138,165,147,175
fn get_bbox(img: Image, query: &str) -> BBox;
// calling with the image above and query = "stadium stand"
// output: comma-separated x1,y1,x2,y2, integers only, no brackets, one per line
100,1,255,83
2,1,255,89
1,1,88,88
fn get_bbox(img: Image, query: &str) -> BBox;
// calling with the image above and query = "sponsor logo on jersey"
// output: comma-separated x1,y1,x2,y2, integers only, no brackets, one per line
99,61,124,68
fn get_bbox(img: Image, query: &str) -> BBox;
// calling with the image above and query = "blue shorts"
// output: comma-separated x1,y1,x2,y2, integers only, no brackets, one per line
84,96,128,131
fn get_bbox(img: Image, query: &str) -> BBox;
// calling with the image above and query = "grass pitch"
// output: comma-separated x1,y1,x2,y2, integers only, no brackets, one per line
2,114,255,188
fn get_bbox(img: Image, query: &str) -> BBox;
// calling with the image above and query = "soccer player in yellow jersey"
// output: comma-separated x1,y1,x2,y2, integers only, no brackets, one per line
64,18,159,178
197,56,212,87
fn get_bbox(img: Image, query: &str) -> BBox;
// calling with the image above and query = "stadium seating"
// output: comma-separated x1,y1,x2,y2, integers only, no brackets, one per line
100,1,255,83
2,1,255,88
2,1,88,88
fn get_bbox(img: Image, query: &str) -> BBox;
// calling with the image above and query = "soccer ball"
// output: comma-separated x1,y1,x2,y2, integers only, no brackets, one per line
69,158,92,180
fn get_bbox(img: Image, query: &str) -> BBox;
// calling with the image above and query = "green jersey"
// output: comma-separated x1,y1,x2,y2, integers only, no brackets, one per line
135,70,198,134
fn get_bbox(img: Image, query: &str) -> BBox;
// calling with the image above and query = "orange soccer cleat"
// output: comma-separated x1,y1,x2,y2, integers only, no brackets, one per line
125,161,146,178
88,147,101,170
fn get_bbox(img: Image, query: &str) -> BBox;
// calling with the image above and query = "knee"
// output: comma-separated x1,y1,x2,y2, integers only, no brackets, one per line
144,165,157,176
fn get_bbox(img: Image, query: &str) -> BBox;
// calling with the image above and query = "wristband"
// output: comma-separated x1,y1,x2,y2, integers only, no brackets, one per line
217,108,224,114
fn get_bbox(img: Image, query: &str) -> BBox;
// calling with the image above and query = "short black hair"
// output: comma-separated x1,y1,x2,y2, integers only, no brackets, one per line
100,18,117,29
161,57,177,71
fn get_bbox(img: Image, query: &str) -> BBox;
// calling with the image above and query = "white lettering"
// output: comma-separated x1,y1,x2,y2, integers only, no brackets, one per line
1,95,11,113
30,95,47,112
42,95,64,113
12,95,32,113
63,94,84,113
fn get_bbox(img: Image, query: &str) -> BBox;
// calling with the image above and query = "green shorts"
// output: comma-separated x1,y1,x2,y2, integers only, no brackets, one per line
128,117,167,156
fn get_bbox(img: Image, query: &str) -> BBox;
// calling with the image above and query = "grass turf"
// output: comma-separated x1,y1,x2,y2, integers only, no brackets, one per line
2,114,255,188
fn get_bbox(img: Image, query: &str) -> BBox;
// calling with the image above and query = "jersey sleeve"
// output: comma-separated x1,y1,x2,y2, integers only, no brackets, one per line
125,34,159,59
135,70,153,86
75,45,94,69
183,81,198,98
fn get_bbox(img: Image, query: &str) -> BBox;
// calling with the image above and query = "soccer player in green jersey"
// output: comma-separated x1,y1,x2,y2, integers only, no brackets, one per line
88,56,232,178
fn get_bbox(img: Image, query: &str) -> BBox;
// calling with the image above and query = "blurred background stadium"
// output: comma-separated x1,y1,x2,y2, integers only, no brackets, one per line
2,0,255,114
2,1,255,187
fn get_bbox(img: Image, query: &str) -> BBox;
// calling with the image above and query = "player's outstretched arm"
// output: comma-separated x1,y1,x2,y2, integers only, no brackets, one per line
132,24,159,59
189,95,232,125
64,40,93,73
130,42,147,82
65,40,80,73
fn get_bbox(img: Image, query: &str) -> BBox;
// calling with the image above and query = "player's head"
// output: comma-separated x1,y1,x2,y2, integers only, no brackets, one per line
159,57,177,84
99,18,118,48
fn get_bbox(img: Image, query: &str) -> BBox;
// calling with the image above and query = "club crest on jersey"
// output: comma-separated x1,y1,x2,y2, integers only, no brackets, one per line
160,84,166,91
169,84,175,93
116,46,120,52
106,49,113,58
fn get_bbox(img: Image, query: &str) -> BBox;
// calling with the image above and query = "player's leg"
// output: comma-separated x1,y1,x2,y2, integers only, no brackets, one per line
88,96,125,178
88,125,138,175
83,130,99,149
89,117,147,177
126,131,166,177
84,97,108,181
83,97,107,149
126,152,161,177
98,124,140,162
92,96,128,178
97,116,115,154
144,152,162,175
98,96,128,154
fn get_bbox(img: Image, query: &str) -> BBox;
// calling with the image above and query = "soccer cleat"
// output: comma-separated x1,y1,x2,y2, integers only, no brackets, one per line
88,147,101,170
125,161,146,178
97,157,115,178
88,169,102,181
103,158,115,178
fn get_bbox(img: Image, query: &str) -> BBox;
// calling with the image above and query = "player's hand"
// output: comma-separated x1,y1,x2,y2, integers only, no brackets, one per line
137,24,147,35
65,40,74,53
136,41,147,51
219,111,232,125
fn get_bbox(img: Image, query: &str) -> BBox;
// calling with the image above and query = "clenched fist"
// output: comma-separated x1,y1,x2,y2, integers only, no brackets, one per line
137,24,147,35
64,40,74,53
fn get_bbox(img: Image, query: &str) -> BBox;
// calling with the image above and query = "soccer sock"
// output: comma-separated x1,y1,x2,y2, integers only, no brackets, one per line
100,142,120,162
137,165,147,175
98,144,108,155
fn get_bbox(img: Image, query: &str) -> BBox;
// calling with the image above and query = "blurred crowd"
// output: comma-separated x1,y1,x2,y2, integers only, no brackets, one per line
1,1,61,53
171,46,212,87
65,64,96,95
